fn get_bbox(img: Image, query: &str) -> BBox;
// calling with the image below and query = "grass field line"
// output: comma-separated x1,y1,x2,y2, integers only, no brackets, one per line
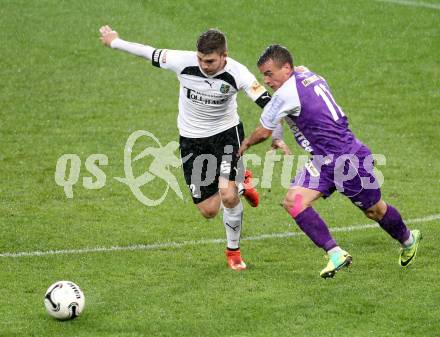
375,0,440,10
1,214,439,259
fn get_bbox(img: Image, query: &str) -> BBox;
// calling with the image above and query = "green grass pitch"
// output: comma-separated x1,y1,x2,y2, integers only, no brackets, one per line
1,0,439,336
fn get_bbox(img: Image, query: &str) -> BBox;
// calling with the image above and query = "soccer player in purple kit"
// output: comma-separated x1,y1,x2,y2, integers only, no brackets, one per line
239,45,422,278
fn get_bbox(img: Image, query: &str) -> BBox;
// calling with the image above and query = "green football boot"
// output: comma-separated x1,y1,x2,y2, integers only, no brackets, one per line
399,230,422,267
320,250,352,279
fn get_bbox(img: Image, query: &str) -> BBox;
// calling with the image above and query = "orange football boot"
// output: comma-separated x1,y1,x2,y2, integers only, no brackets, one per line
242,170,259,207
226,249,247,271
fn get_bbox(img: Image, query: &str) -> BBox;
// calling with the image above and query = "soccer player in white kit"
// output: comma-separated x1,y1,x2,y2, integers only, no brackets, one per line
99,25,286,270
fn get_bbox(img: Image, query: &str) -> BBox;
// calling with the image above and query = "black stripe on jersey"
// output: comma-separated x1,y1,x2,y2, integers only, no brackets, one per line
255,91,271,108
180,66,238,91
213,72,238,91
152,49,163,68
181,66,207,78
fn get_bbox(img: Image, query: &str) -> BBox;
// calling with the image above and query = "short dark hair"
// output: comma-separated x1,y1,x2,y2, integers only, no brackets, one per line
257,44,293,68
197,29,227,55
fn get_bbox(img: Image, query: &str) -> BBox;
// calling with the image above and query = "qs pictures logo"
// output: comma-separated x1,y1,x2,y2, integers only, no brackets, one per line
115,130,184,206
54,130,185,206
55,131,387,206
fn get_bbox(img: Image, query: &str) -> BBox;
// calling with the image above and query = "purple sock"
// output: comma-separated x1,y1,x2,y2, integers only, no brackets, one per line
378,204,411,244
293,207,337,251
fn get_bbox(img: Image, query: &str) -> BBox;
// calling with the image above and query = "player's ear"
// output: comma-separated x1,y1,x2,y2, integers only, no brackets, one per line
282,62,292,72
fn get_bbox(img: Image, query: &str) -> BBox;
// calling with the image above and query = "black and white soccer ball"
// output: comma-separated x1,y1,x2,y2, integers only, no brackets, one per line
44,281,85,320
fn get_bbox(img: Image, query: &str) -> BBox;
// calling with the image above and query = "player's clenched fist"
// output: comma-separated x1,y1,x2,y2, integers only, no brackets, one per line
99,25,118,46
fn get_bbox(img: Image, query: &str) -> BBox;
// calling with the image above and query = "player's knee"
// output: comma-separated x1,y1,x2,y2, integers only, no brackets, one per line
199,207,218,219
364,208,376,220
283,193,306,218
282,194,297,210
364,200,387,221
220,191,238,209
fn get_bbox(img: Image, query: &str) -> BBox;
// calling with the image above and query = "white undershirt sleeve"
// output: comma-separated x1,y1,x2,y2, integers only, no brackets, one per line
110,38,155,60
260,80,301,130
272,122,284,140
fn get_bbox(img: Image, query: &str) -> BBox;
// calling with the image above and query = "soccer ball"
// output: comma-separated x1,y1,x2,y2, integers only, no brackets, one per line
44,281,85,320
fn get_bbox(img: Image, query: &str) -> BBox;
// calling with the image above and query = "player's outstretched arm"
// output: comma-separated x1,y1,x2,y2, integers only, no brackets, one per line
99,25,155,60
99,25,119,46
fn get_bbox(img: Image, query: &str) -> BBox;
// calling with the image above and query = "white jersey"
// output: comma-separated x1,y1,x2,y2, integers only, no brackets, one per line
151,49,270,138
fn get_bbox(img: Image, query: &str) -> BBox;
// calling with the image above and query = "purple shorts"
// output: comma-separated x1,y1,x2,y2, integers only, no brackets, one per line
292,145,381,210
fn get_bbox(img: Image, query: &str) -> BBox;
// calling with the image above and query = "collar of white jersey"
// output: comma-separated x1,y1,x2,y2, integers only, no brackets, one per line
198,58,229,78
273,74,296,95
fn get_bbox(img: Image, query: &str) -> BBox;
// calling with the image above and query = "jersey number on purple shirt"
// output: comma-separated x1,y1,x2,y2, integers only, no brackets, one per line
314,83,345,121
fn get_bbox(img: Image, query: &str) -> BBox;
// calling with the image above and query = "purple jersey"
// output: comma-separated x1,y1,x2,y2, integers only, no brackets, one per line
260,68,362,156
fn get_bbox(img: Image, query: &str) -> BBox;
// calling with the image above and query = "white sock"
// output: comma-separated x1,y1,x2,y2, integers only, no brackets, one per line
237,182,245,196
327,246,342,255
223,201,243,250
402,232,414,247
